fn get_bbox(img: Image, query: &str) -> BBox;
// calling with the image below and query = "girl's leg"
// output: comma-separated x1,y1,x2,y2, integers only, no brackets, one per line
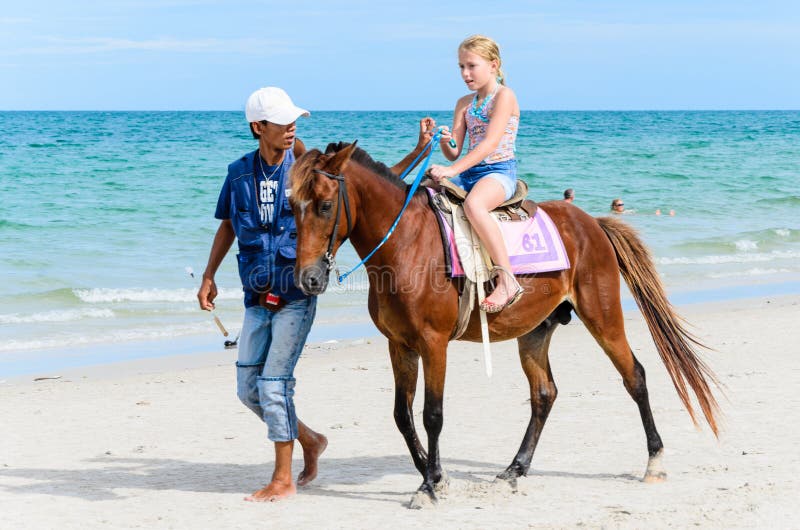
463,178,519,307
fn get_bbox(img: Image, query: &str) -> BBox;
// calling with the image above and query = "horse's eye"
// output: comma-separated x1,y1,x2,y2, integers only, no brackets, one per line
319,201,333,215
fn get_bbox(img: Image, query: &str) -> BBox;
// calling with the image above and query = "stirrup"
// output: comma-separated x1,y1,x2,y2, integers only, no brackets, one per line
479,266,524,313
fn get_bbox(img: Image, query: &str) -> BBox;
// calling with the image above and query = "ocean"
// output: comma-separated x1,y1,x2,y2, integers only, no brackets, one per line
1,110,798,376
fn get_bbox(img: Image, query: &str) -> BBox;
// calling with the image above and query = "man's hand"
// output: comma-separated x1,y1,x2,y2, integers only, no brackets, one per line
197,276,218,311
416,117,436,151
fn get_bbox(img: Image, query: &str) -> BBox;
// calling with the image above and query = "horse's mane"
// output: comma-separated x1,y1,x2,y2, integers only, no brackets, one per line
290,142,406,203
325,142,405,189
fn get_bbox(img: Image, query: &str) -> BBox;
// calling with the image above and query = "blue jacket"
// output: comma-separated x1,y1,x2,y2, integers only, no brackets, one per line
215,148,308,307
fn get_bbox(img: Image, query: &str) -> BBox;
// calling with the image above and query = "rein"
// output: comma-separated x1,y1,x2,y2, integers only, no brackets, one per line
314,130,442,283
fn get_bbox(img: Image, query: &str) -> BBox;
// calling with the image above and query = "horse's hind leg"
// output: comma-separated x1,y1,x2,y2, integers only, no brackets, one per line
389,341,428,476
574,291,666,482
497,303,569,489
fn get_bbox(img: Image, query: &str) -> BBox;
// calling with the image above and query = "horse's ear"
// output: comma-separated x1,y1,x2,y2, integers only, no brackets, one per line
325,140,358,173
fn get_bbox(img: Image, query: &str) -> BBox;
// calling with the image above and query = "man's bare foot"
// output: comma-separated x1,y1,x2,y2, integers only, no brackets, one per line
244,479,296,502
297,433,328,486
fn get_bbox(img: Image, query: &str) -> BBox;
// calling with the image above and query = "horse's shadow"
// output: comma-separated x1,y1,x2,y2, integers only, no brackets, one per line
0,454,638,503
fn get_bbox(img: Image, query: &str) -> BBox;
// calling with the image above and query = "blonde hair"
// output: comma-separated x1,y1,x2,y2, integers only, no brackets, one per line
459,34,505,85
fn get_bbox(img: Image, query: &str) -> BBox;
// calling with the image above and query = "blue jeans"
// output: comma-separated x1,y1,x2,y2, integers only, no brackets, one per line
235,297,317,442
451,159,517,201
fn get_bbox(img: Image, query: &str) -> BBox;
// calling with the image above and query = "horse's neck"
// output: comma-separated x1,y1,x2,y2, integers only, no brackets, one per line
347,166,431,263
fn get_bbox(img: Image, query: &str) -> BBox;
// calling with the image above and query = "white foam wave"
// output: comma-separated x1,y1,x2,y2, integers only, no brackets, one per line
658,250,800,266
73,287,243,304
0,308,115,324
734,239,758,251
707,267,791,279
775,229,790,237
0,322,213,353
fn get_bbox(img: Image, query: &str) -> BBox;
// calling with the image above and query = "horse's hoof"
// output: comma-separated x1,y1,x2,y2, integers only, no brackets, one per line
433,471,450,495
408,490,437,510
492,476,518,493
643,470,667,483
643,450,667,483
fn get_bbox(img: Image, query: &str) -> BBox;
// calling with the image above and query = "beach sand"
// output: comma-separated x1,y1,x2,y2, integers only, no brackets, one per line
1,295,798,529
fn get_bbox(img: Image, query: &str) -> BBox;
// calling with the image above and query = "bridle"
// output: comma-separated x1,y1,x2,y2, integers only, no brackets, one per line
312,168,352,274
307,132,440,284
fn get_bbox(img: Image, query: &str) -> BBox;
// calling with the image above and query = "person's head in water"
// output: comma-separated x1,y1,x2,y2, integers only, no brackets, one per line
611,199,625,213
563,188,574,203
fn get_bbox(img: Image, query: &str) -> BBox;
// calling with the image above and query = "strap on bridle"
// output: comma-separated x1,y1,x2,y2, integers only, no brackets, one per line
312,169,352,274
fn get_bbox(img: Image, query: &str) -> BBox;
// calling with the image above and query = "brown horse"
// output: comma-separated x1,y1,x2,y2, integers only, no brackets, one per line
289,142,720,508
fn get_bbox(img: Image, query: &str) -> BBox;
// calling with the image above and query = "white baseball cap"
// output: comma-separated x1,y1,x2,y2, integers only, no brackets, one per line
245,87,310,125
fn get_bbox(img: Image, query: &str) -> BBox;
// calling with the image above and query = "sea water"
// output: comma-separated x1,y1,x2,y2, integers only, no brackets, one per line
1,111,798,375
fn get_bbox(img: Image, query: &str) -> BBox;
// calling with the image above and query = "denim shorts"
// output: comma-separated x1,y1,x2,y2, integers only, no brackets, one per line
450,159,517,201
235,297,317,442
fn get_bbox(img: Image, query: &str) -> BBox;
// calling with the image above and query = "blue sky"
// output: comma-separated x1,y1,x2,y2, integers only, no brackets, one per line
2,0,798,110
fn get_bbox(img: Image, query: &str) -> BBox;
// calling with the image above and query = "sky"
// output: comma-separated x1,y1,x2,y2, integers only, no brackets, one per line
1,0,799,111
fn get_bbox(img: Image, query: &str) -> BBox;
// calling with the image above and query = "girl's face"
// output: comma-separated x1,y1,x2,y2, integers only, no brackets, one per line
458,49,497,92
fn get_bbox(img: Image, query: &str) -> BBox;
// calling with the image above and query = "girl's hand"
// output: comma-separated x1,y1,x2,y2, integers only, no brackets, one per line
429,164,458,182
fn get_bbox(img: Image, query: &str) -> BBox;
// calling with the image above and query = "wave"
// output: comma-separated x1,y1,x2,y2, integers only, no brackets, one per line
655,172,690,181
72,287,243,304
734,239,758,251
707,267,791,279
676,140,712,149
658,249,800,265
754,195,800,207
0,308,114,324
0,322,212,353
8,283,368,308
0,219,35,230
672,228,799,254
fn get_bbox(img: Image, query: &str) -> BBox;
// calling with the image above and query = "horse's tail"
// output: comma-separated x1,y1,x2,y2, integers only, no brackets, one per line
597,216,721,437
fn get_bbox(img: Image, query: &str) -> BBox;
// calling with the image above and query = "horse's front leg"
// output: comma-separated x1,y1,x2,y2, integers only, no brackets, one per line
389,341,427,475
409,340,448,509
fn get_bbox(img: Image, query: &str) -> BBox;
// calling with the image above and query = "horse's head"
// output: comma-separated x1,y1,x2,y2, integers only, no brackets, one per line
290,141,358,295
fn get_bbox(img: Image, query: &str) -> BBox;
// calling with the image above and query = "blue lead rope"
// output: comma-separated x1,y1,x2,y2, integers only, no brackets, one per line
336,130,442,283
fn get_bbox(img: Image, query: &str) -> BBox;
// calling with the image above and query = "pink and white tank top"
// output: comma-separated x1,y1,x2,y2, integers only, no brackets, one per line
465,95,519,164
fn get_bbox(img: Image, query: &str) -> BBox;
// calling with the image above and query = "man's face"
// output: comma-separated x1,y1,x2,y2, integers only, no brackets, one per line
255,120,297,150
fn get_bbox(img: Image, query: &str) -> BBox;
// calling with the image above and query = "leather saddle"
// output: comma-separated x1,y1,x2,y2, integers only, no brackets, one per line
422,178,537,221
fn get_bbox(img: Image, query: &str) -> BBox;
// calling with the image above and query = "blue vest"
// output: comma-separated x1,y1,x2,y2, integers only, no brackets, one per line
215,148,309,307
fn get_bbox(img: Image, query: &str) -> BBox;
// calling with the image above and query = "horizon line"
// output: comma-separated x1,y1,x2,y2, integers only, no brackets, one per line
2,108,799,113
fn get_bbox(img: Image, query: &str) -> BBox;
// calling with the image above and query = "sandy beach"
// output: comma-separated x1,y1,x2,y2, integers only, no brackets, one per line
1,294,798,529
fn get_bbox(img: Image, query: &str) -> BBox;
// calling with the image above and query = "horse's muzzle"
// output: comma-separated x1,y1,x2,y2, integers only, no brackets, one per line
295,261,330,296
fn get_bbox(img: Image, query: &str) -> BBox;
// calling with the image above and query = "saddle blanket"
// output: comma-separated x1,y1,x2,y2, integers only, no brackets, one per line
437,205,570,277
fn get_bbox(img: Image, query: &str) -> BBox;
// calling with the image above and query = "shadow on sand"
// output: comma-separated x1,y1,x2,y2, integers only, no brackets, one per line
0,454,639,503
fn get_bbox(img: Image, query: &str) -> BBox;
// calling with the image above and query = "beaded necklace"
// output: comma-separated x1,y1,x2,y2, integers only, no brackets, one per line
468,84,499,123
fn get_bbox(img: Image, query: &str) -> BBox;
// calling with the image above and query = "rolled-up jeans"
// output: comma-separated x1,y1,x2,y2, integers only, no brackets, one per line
235,297,317,442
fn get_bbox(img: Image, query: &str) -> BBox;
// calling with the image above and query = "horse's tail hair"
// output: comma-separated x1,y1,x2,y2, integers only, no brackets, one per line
597,216,722,437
